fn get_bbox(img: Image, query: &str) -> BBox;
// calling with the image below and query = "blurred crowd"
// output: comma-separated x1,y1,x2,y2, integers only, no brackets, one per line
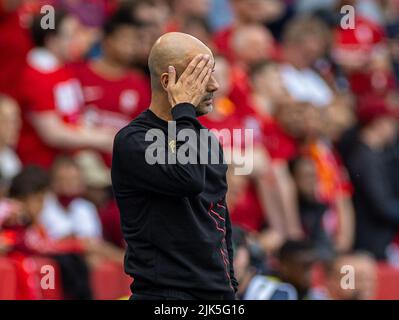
1,0,399,300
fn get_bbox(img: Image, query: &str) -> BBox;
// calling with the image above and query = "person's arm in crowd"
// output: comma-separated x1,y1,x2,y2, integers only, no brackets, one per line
84,239,125,264
227,145,287,235
272,161,304,239
113,54,213,197
251,148,287,235
29,112,114,153
351,150,399,226
334,194,355,252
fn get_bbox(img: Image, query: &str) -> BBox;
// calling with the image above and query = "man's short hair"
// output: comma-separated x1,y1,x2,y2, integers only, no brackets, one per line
278,240,314,262
9,166,50,199
103,5,142,37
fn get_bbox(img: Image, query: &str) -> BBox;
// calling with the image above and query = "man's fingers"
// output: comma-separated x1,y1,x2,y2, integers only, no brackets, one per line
201,68,213,87
191,54,210,80
179,54,204,81
168,66,176,87
198,58,213,83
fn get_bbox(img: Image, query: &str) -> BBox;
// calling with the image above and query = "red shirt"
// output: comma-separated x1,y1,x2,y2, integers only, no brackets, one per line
0,2,33,98
213,26,235,61
72,62,151,167
230,183,265,233
17,49,83,168
261,115,298,161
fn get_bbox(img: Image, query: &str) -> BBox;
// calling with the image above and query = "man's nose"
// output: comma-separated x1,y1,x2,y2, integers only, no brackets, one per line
207,75,219,92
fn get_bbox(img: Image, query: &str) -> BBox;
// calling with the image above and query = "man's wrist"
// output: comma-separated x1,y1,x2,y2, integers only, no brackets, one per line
171,103,197,120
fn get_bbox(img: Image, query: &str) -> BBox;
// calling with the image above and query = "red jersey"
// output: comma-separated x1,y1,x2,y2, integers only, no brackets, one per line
213,26,235,62
17,49,83,168
72,62,151,167
230,183,265,233
0,1,33,98
261,115,298,161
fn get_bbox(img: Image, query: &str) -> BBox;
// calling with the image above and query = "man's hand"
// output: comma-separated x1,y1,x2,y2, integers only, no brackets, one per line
166,54,213,107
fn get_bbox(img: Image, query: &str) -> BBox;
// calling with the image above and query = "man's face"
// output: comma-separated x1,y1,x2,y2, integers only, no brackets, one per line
23,191,47,221
178,0,211,18
328,256,377,300
52,164,84,197
233,246,251,283
280,252,315,293
232,0,268,23
54,16,88,62
194,56,219,116
105,25,140,66
301,35,327,66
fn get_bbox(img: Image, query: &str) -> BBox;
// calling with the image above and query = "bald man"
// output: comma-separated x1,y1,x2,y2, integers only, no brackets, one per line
111,33,238,300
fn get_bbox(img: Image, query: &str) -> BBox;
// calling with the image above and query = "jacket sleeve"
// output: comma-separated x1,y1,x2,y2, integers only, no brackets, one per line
112,103,207,197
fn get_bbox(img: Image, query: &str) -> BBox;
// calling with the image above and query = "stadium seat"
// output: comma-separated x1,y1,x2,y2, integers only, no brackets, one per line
90,261,131,300
375,263,399,300
30,257,64,300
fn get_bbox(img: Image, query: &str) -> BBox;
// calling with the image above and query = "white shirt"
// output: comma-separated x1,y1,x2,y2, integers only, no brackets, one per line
40,193,103,240
280,63,333,108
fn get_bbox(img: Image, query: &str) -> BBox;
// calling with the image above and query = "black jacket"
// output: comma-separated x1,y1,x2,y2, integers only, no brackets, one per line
345,140,399,260
111,103,237,299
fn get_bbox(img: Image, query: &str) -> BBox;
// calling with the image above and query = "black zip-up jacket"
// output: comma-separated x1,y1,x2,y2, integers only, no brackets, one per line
111,103,238,299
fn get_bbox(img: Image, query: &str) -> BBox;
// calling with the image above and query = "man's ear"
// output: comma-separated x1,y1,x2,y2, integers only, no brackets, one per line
161,73,169,91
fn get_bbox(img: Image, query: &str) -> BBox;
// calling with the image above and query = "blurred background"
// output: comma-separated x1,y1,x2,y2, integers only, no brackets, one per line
1,0,399,300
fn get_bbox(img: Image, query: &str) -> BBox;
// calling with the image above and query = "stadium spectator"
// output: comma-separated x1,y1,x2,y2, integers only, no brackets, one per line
232,227,297,300
249,61,304,240
280,16,333,108
166,0,211,32
40,156,102,240
213,0,272,60
127,0,169,75
75,151,124,248
344,93,399,260
323,252,377,300
289,156,334,257
73,7,151,167
6,165,93,300
40,156,124,263
275,240,320,300
16,11,115,168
